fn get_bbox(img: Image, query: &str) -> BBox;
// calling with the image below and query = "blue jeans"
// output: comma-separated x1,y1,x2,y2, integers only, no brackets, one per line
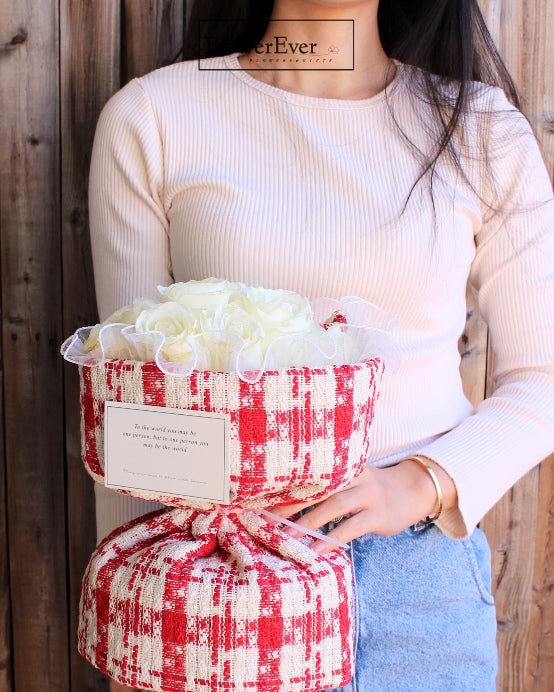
322,524,498,691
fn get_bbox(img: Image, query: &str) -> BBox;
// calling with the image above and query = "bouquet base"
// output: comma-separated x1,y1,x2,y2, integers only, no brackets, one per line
79,507,354,692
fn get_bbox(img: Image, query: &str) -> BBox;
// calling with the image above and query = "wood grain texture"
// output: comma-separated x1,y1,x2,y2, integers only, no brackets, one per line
477,1,554,689
541,0,554,177
60,1,121,689
480,371,553,692
123,0,184,80
0,0,14,650
0,0,69,689
526,458,554,690
0,392,12,691
480,466,540,691
0,232,13,680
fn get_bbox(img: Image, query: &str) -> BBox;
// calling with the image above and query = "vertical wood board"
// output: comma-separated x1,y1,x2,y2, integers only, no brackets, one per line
478,1,554,689
0,237,13,681
60,1,121,689
0,0,69,689
124,0,184,80
0,389,12,691
526,459,554,690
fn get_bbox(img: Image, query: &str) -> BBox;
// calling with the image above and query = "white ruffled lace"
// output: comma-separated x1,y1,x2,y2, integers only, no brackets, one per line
61,296,400,383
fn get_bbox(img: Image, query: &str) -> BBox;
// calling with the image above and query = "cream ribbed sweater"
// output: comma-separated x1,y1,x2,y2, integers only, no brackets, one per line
90,53,554,542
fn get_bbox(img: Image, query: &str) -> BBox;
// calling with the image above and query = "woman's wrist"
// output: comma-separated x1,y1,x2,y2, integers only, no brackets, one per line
400,455,458,520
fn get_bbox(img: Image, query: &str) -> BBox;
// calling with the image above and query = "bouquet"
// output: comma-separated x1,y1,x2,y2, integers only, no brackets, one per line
61,279,395,692
63,277,397,381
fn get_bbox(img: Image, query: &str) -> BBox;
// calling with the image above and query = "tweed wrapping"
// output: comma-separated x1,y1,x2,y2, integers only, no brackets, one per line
79,507,355,691
78,358,384,691
79,358,384,509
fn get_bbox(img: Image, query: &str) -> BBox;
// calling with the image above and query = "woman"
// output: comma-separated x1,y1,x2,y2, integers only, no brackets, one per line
90,1,554,690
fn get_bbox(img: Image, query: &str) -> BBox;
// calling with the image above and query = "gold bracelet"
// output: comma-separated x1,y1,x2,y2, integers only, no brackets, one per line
406,455,443,528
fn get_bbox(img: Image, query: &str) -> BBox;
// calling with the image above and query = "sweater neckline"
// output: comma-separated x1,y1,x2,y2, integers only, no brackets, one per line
223,52,402,109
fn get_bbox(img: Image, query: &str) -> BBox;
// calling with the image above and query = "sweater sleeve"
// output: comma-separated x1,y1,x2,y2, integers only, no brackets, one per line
89,78,173,321
417,89,554,538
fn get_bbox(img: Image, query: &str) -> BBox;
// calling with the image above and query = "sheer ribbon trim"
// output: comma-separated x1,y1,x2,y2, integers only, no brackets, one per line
61,296,400,383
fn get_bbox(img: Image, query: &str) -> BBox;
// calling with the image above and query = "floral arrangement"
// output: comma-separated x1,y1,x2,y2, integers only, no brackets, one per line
62,277,398,381
61,278,397,692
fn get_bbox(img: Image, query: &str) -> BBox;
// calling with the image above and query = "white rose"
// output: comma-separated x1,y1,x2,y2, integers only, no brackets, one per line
84,297,157,351
207,303,265,370
183,304,266,371
135,302,198,338
160,335,195,363
106,297,158,325
207,304,264,340
157,278,244,311
239,286,317,347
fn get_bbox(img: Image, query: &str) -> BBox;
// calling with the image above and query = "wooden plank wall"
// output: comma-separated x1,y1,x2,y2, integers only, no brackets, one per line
60,3,121,689
473,2,554,690
0,0,551,689
0,2,68,691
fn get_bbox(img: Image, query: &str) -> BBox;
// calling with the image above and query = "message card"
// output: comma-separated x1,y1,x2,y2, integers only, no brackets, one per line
104,401,230,504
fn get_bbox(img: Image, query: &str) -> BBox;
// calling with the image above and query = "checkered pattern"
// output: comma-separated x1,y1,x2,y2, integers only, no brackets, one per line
79,507,355,691
80,359,384,509
78,359,384,691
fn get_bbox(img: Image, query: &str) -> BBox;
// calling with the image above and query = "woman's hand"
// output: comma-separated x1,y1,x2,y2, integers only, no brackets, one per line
269,458,458,554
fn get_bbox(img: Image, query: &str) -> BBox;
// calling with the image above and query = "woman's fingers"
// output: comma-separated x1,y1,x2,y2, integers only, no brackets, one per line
310,511,370,554
268,500,314,520
264,468,375,552
280,504,373,555
266,460,454,555
282,486,365,536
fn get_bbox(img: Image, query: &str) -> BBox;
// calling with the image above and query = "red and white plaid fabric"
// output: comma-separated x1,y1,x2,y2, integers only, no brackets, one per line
79,507,354,691
78,359,384,691
80,359,384,509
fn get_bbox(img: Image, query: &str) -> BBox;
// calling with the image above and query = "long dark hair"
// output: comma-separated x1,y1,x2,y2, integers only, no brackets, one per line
181,0,521,201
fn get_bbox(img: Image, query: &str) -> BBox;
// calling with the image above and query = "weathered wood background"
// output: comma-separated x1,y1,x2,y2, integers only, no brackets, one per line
0,0,552,690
